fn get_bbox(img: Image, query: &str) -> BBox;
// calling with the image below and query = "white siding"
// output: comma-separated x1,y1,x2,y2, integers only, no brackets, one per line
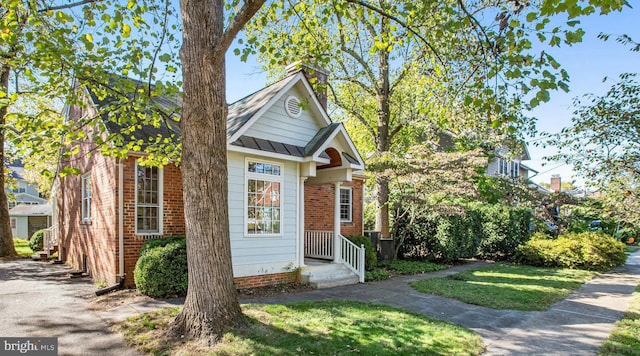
227,151,299,277
243,86,322,147
487,158,500,177
12,216,29,239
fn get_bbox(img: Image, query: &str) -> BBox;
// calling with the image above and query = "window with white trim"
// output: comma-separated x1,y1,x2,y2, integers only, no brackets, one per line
340,187,352,222
81,173,91,221
498,158,508,176
10,218,16,229
136,163,163,234
511,161,520,178
246,160,282,236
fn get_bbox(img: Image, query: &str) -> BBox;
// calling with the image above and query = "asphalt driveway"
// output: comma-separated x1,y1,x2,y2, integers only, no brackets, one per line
0,259,139,356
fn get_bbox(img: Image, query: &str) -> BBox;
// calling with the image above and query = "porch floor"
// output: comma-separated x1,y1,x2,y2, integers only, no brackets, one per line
304,258,332,266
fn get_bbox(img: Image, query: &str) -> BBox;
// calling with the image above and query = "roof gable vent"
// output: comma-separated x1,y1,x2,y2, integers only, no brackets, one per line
284,95,302,118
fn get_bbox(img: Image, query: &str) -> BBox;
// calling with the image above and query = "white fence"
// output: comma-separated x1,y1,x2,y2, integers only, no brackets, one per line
339,234,365,283
304,230,334,259
43,224,58,253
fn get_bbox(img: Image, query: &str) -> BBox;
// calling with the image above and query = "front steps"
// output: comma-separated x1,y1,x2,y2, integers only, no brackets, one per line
301,262,359,289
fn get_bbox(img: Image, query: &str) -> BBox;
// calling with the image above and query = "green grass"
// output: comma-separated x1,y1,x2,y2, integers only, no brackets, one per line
599,284,640,356
387,260,446,275
13,239,34,258
411,263,596,311
119,301,485,355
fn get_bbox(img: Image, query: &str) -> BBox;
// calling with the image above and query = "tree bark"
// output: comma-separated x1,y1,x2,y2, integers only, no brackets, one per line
169,0,243,343
374,17,391,238
0,65,17,257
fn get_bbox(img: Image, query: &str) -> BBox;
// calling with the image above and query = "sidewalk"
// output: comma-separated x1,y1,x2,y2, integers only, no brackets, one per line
99,250,640,355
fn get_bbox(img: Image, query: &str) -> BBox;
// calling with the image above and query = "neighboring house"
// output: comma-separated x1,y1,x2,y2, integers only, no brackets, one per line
486,145,538,180
52,64,367,289
6,160,51,239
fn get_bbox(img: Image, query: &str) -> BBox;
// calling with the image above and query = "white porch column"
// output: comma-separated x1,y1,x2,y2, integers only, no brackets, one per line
298,177,307,267
333,181,342,263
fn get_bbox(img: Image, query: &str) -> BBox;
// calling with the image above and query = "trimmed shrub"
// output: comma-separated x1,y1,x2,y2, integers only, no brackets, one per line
29,229,45,252
347,235,377,270
516,231,627,271
134,237,188,298
472,204,533,261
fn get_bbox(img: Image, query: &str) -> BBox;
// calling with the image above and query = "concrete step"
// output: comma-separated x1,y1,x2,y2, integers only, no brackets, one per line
301,263,359,289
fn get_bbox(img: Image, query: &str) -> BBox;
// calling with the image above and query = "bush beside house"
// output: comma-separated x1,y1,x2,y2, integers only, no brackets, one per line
134,236,188,298
29,229,45,252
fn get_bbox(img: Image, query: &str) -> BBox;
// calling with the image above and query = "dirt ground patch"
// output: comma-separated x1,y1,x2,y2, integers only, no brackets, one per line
88,282,314,312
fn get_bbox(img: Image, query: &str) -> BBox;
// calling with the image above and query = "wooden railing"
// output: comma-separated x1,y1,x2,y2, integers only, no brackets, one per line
43,224,58,253
304,230,334,260
339,234,365,283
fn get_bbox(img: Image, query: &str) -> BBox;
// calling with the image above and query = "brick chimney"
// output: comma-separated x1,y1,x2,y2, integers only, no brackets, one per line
550,174,561,192
285,62,329,110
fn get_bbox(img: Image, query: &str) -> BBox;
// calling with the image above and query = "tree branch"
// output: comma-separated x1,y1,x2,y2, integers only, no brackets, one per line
37,0,102,12
344,0,447,69
220,0,266,54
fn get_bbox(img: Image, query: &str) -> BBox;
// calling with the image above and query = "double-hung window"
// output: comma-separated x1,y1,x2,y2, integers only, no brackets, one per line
510,161,520,178
246,160,282,236
81,173,92,221
340,187,352,222
136,163,163,234
499,158,508,176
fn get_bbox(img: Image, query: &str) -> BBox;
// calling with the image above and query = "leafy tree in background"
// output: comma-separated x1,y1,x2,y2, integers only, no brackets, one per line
1,1,181,253
243,0,629,237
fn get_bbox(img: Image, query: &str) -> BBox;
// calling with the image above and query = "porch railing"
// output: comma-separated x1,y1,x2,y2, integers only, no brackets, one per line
339,234,365,283
43,224,58,253
304,230,334,259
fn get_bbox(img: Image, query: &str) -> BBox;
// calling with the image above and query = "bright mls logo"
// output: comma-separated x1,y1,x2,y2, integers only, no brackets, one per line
1,337,57,355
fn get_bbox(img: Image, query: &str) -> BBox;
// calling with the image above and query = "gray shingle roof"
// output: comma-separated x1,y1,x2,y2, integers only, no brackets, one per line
9,204,52,216
226,75,297,139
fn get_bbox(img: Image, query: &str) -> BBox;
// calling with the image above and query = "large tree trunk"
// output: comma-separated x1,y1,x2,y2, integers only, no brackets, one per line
169,0,243,343
374,18,391,238
0,65,17,257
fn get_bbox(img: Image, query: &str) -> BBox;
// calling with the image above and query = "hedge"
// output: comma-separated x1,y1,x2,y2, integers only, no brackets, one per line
516,232,627,271
29,229,45,252
396,204,532,263
134,236,188,298
347,235,377,270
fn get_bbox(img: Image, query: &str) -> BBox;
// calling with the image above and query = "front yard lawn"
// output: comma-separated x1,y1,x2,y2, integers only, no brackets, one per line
119,300,485,355
599,283,640,356
411,263,596,311
13,239,34,258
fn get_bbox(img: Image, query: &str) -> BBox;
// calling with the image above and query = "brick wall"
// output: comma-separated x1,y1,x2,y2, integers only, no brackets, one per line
234,271,299,289
120,157,185,287
304,179,364,236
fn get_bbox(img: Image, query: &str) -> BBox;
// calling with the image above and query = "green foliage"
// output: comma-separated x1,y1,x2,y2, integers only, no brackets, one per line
516,232,627,271
13,238,33,258
29,229,45,252
388,260,445,275
134,237,188,298
365,268,390,282
396,204,532,262
347,235,377,270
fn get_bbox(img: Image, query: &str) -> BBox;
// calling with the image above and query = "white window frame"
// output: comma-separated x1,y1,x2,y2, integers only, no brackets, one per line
340,187,352,222
81,173,92,222
511,161,520,178
245,158,283,237
498,158,508,176
135,162,164,235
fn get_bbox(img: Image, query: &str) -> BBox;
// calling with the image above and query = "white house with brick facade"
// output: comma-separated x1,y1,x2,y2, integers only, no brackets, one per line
50,65,367,289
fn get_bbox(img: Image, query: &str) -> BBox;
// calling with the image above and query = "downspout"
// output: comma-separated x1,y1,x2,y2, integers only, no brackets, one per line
118,158,124,280
97,158,125,296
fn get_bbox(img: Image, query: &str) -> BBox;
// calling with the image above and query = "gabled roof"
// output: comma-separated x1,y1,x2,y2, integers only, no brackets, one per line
81,72,364,169
227,75,298,139
9,204,52,217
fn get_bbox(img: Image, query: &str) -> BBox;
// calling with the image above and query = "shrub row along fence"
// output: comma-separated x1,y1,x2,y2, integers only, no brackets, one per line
395,203,533,263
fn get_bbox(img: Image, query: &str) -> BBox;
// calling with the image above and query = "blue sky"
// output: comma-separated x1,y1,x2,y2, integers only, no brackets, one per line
223,5,639,188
